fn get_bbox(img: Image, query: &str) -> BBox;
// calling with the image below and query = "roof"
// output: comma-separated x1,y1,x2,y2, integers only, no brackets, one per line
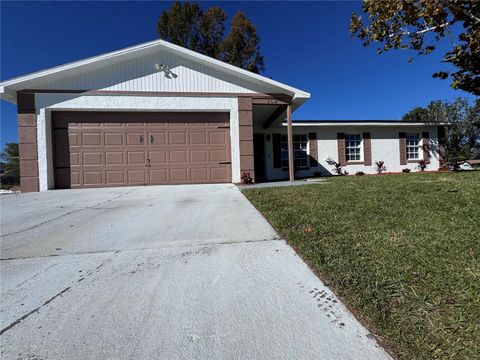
0,39,310,104
462,160,480,165
286,120,447,127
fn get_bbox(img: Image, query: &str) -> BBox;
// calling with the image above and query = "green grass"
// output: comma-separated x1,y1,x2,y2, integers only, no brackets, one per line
243,172,479,360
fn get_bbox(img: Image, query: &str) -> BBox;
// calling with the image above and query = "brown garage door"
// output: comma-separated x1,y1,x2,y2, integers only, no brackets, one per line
52,112,231,188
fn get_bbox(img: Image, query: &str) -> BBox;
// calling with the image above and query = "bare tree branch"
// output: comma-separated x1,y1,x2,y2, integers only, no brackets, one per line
389,22,452,37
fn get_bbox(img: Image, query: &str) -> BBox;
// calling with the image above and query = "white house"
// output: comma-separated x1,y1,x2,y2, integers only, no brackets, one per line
0,39,446,192
458,160,480,170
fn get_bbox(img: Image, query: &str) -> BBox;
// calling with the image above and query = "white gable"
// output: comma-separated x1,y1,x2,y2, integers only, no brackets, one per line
39,48,276,94
0,39,310,104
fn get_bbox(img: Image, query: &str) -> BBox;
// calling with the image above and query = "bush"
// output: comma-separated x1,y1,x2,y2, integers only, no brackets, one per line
241,172,253,184
418,160,428,172
402,168,411,173
375,160,387,174
326,158,348,176
355,171,365,176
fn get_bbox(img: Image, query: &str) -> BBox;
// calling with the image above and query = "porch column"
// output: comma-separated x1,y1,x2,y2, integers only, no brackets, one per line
287,104,294,181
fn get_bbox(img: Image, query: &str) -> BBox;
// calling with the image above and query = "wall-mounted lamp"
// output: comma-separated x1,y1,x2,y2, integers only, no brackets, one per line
154,63,178,79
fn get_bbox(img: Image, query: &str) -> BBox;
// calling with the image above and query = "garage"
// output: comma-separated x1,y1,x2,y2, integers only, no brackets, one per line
52,111,231,188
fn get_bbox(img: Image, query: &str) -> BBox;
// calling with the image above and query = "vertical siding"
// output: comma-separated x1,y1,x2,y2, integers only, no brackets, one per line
38,49,274,94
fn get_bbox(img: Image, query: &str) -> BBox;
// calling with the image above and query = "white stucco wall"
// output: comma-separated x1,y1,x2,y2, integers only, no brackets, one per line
261,125,441,179
35,93,240,191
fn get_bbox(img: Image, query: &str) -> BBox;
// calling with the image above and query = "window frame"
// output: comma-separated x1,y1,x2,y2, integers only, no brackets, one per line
406,132,422,161
280,134,309,169
345,133,363,163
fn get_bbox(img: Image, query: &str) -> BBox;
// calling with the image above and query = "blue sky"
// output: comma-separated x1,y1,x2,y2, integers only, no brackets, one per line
1,1,475,148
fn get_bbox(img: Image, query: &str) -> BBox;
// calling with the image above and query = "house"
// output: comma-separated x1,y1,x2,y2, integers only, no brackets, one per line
458,160,480,170
0,39,446,192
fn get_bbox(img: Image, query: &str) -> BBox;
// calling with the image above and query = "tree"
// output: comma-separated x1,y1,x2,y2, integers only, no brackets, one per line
0,143,20,186
156,2,202,52
221,12,265,73
157,2,265,73
350,1,480,96
199,7,227,59
402,98,480,165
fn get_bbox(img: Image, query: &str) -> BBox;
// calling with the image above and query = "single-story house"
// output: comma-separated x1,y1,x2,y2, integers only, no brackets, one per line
0,39,446,192
458,159,480,170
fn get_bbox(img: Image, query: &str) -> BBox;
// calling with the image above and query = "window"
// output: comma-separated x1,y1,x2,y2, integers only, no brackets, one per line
406,133,420,160
281,134,308,168
345,134,362,162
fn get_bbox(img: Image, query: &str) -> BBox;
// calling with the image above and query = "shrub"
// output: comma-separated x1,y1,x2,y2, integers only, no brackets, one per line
375,160,387,174
241,172,253,184
402,168,411,173
355,171,365,176
418,160,428,172
326,158,348,176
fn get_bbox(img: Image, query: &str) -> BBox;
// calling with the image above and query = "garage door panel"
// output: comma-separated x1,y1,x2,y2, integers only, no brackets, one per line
83,171,103,185
83,152,102,166
82,133,102,147
170,168,188,181
104,133,124,146
190,132,207,144
68,133,79,146
148,132,165,145
170,150,187,163
53,111,231,188
209,131,227,144
127,170,146,184
169,132,187,145
106,170,125,185
191,168,208,181
149,151,167,164
70,152,80,166
210,149,228,162
127,151,145,164
105,152,124,165
126,133,145,146
211,167,229,181
70,171,80,187
149,169,167,183
190,150,207,163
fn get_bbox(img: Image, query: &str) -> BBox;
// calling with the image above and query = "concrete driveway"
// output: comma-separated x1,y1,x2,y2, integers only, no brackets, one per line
1,184,391,360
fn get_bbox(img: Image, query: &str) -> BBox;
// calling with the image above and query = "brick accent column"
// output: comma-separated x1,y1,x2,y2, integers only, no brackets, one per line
337,132,346,166
308,132,318,167
363,132,372,166
238,97,254,182
438,126,446,168
17,93,39,192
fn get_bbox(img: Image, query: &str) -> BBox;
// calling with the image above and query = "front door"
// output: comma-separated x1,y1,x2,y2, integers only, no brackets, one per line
253,134,266,181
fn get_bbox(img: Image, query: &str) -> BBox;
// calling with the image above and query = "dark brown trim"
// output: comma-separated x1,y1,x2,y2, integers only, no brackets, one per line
252,97,290,106
363,132,372,166
263,104,287,129
287,104,294,181
422,131,430,164
308,132,318,167
337,132,346,166
17,93,39,192
399,132,407,165
438,126,446,167
237,97,255,182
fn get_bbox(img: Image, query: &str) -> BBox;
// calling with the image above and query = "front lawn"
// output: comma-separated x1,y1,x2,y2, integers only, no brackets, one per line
243,172,479,360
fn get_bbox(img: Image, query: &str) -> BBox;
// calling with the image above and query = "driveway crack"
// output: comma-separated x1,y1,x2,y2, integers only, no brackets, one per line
1,188,139,238
0,286,71,336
